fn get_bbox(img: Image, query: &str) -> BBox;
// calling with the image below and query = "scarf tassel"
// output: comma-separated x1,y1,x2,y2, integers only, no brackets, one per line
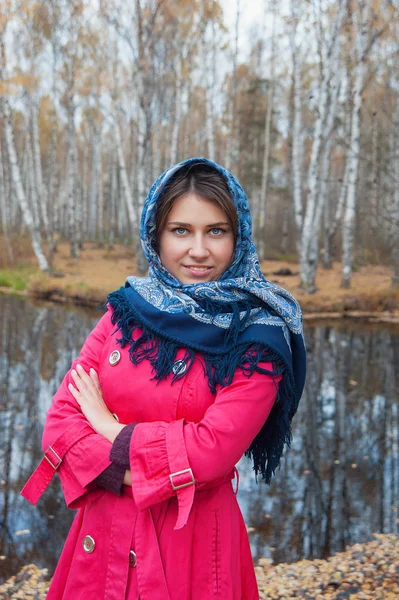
106,288,299,484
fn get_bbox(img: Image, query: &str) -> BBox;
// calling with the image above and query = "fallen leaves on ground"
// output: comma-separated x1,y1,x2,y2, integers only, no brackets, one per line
256,534,399,599
0,534,398,599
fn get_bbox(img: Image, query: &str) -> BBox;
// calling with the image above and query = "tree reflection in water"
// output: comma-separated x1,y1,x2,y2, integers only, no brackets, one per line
0,296,398,581
242,321,399,564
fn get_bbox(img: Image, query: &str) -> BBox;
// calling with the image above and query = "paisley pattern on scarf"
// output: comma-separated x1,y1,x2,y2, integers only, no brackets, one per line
128,157,304,340
107,157,306,483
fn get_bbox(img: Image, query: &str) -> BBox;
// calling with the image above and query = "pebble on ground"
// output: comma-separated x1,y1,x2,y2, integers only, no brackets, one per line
0,534,398,599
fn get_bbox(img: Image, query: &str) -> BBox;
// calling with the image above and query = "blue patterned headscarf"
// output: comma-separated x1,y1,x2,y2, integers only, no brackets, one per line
107,157,306,483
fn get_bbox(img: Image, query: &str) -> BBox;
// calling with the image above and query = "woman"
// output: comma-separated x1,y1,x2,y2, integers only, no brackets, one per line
22,158,306,599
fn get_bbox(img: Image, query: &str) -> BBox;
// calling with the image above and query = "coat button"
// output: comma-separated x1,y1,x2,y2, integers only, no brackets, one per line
82,535,95,553
129,550,137,567
109,350,121,366
172,359,186,375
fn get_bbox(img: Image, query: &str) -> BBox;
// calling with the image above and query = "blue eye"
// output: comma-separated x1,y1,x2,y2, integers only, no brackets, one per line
209,228,224,235
173,228,187,235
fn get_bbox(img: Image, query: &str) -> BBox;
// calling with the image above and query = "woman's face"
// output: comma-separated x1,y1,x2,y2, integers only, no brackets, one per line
158,193,235,284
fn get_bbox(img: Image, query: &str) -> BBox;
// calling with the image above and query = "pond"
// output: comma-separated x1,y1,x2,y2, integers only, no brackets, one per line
0,294,398,582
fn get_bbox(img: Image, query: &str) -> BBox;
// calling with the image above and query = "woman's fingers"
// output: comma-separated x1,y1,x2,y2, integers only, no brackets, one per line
76,363,95,389
89,368,102,394
68,381,82,404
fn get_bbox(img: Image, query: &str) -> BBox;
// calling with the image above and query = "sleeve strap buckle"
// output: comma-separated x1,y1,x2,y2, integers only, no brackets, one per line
44,446,62,470
169,468,195,491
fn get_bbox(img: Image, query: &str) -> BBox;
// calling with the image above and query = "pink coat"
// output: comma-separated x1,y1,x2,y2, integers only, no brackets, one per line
38,309,280,600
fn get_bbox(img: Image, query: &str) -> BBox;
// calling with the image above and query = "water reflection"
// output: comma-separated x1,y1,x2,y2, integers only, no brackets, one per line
0,295,98,583
0,295,398,582
240,321,399,564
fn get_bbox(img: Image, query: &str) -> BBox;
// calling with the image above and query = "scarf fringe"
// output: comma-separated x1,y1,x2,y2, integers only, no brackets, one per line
106,288,299,484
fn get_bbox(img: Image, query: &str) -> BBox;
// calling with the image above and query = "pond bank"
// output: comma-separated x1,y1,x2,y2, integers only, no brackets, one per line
1,534,397,599
1,241,398,322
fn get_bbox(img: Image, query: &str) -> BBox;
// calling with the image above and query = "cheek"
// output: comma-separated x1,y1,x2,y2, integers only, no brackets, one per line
159,235,183,265
219,239,235,265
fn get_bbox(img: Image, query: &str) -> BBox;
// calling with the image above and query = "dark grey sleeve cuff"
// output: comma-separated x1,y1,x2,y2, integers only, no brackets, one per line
94,462,126,495
109,422,136,471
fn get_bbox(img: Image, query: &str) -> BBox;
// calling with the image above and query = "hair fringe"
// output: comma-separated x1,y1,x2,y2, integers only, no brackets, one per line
105,287,299,484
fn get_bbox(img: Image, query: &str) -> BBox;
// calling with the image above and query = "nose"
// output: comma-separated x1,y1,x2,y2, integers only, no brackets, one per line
188,234,210,260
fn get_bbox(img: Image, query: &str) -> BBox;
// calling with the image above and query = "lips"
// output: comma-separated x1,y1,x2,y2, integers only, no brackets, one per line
182,265,213,277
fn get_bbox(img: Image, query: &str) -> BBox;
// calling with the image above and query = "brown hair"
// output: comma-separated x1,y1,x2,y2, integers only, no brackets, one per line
154,163,238,248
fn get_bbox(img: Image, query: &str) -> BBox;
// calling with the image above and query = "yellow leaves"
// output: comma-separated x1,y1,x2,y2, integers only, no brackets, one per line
256,534,399,599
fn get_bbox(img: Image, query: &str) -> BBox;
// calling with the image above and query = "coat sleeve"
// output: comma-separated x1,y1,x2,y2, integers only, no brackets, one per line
129,363,281,516
41,310,115,509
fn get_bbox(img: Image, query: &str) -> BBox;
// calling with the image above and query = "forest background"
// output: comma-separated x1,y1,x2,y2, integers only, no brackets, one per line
0,0,399,309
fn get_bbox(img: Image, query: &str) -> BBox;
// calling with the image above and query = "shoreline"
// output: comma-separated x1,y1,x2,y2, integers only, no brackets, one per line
1,283,399,326
1,534,398,599
0,242,398,324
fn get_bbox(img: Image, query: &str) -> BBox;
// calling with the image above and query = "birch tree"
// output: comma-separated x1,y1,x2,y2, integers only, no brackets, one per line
225,0,240,171
299,0,348,293
257,0,277,261
341,0,392,288
0,18,49,271
289,0,304,256
390,85,399,287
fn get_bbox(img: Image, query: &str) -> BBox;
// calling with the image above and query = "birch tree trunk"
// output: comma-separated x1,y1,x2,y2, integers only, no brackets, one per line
114,107,138,231
89,120,102,239
369,111,380,251
170,58,183,166
2,96,49,271
31,93,51,246
225,0,240,171
258,1,276,261
290,14,303,251
135,0,151,273
97,161,104,248
390,92,399,287
201,8,215,161
66,90,79,259
0,134,14,262
299,0,347,292
108,144,117,250
309,71,341,275
341,3,368,288
25,125,41,230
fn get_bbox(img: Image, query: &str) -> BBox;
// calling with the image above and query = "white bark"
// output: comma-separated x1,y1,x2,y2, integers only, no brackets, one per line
258,1,276,261
290,0,303,244
341,3,369,288
299,0,347,292
108,145,117,250
201,8,215,161
31,94,50,240
170,59,183,165
2,96,49,271
225,0,240,171
66,92,79,259
97,160,104,248
390,92,399,286
89,120,102,239
25,126,40,229
310,71,341,272
0,134,14,262
114,107,138,228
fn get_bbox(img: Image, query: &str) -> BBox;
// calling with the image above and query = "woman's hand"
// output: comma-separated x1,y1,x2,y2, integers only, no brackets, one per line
68,364,125,443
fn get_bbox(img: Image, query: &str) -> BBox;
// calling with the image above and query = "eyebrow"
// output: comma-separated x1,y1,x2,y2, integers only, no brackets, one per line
168,221,230,227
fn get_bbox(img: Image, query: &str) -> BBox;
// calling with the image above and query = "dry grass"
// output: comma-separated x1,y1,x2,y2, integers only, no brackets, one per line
1,237,398,319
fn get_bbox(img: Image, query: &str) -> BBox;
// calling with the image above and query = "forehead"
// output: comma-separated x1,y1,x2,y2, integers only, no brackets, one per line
166,193,228,223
